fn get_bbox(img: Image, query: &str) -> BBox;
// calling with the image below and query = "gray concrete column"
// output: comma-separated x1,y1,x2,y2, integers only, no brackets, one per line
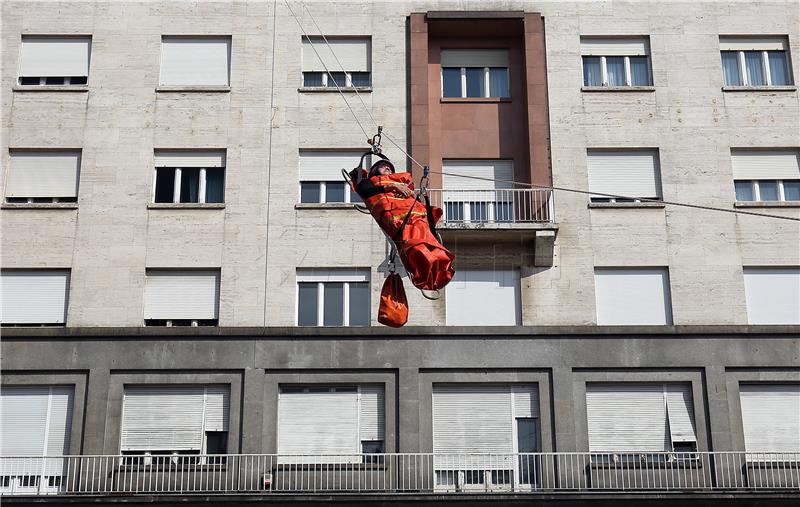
397,367,420,452
551,367,577,489
83,369,111,455
240,368,266,454
704,365,738,487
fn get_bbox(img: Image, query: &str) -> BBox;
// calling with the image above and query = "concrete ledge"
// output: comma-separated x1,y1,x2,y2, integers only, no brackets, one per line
722,85,797,92
147,203,226,209
294,203,360,210
1,203,78,209
156,86,231,93
589,202,666,209
298,87,372,93
734,201,800,208
12,85,88,92
581,86,655,92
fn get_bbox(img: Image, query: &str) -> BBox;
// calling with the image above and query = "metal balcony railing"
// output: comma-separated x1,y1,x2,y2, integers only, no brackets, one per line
1,452,798,495
426,189,555,225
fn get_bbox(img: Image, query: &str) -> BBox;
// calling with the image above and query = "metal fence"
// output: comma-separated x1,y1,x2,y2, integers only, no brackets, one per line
426,189,555,224
1,452,798,495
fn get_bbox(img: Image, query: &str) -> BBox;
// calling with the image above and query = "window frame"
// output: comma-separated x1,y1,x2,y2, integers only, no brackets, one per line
17,36,91,87
440,66,510,99
734,179,800,202
582,55,652,87
722,49,793,87
299,181,359,204
302,71,371,89
296,269,370,327
152,166,225,204
5,150,82,204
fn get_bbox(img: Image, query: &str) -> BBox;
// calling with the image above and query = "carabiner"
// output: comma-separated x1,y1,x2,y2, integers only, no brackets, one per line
368,126,383,155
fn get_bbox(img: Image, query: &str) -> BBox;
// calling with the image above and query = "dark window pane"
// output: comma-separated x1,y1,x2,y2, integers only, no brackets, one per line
205,431,228,454
154,168,176,203
19,76,40,85
488,67,509,97
303,72,323,87
744,51,765,86
468,201,488,221
606,56,625,86
494,201,513,222
325,181,346,203
442,67,461,97
768,51,791,85
350,189,361,203
348,282,370,326
734,181,754,201
205,169,225,203
300,182,321,203
783,181,800,201
517,418,539,484
629,56,650,85
327,72,346,87
298,283,318,326
583,56,602,86
180,168,200,203
350,72,370,87
465,67,484,97
445,202,464,221
70,76,88,85
323,282,344,326
45,76,65,85
721,51,742,86
758,180,779,201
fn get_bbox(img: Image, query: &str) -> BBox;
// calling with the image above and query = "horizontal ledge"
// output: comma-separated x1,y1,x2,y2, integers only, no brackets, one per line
440,97,513,103
734,201,800,208
589,202,666,209
1,203,78,209
12,85,88,92
426,11,526,19
581,86,655,93
147,203,226,209
156,86,231,93
298,87,372,93
722,85,797,92
294,203,361,210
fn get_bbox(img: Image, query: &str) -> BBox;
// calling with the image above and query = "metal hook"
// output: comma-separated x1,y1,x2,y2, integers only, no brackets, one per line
368,126,383,155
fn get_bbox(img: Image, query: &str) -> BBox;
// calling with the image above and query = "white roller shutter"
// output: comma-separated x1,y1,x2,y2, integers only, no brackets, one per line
580,38,649,56
1,270,70,324
743,268,800,325
154,150,226,168
160,37,230,86
278,389,360,463
299,151,364,181
296,269,370,283
359,385,385,442
587,150,661,199
594,268,672,325
740,384,800,453
586,384,669,452
143,270,219,320
204,386,231,433
665,384,697,443
19,37,90,77
440,49,509,67
445,269,520,326
6,151,80,198
302,38,370,72
512,385,539,418
731,150,800,180
442,160,513,202
719,37,788,51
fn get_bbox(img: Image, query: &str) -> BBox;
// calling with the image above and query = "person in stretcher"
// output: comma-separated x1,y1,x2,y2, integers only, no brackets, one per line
355,159,455,292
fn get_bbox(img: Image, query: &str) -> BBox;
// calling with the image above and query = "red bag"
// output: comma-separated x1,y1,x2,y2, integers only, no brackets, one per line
378,273,409,328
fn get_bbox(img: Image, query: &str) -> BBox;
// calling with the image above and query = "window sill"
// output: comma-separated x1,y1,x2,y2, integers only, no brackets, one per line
588,201,665,209
581,86,655,93
156,86,231,93
1,203,78,210
722,85,797,92
440,97,512,103
148,203,226,209
298,86,372,93
13,85,88,93
295,203,360,210
734,201,800,208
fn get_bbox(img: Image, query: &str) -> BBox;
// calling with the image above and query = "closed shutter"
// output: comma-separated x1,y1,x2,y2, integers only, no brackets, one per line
594,268,672,325
743,268,800,324
6,151,80,198
665,384,697,443
203,386,231,432
512,385,539,418
587,150,661,199
580,38,649,56
359,385,385,442
442,160,513,201
154,151,225,168
731,150,800,180
1,270,70,324
720,37,788,51
440,49,509,67
739,384,800,453
143,270,219,320
299,151,364,181
160,37,230,86
277,389,359,463
445,269,520,326
19,37,90,77
586,384,669,452
302,38,370,72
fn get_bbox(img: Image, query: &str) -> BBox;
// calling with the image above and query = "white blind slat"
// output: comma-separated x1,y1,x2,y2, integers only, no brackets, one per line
512,385,539,418
358,385,385,442
740,384,800,453
445,269,520,326
581,38,648,56
665,385,697,443
143,271,219,320
204,386,230,433
1,271,70,324
586,384,668,452
587,151,661,198
20,38,90,77
302,39,369,72
440,49,509,67
7,152,80,198
154,150,226,168
743,268,800,324
121,386,205,451
299,151,365,181
720,37,788,51
296,269,369,283
160,38,230,86
731,150,800,180
442,160,513,201
594,268,672,325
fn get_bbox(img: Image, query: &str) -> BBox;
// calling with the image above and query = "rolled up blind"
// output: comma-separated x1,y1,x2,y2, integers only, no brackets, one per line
513,384,539,418
302,38,369,72
160,37,230,86
731,150,800,180
445,269,521,326
298,151,364,181
742,268,800,324
440,49,509,67
19,37,90,77
143,270,220,320
581,38,649,56
6,151,80,198
594,268,673,325
359,385,385,442
1,270,70,324
665,384,697,443
739,384,800,453
586,384,668,452
719,37,788,51
154,150,226,168
587,150,661,199
442,160,513,202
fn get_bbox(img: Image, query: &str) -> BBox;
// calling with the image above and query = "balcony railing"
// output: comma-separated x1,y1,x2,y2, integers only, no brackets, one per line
1,452,798,495
427,189,555,225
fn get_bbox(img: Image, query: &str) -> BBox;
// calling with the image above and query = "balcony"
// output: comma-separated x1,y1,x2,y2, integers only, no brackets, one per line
1,452,798,497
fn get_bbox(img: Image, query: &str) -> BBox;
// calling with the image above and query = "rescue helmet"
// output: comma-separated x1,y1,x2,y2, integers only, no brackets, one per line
368,159,396,177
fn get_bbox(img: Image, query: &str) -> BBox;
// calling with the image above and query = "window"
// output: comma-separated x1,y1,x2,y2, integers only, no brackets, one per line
720,37,793,87
0,270,70,326
731,150,800,202
302,38,370,88
0,386,73,494
445,269,521,326
296,269,370,326
120,385,229,457
587,150,662,202
586,383,697,454
440,49,510,98
153,151,225,204
580,38,651,87
159,37,231,86
742,268,800,324
594,268,673,325
143,270,220,326
441,160,514,222
277,385,384,463
18,37,90,86
433,385,539,489
5,151,81,203
739,384,800,454
298,151,363,203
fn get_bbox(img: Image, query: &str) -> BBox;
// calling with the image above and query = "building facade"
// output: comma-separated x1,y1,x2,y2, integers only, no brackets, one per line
1,0,799,504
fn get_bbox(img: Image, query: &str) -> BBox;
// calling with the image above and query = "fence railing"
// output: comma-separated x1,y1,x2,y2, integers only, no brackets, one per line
426,189,555,225
1,452,798,495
